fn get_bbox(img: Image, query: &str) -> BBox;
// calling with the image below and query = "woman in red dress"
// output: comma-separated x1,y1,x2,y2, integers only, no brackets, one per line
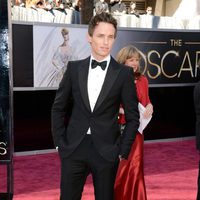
114,45,153,200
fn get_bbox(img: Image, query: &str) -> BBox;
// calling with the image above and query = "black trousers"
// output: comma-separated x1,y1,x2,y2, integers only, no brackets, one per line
60,134,119,200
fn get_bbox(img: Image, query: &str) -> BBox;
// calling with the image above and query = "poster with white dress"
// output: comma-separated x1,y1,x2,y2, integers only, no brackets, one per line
33,25,90,88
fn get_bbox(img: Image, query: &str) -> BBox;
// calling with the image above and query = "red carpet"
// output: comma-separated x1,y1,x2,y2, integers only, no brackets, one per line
0,138,198,200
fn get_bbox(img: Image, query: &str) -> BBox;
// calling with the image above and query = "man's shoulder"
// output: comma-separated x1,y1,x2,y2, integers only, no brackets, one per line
110,57,130,69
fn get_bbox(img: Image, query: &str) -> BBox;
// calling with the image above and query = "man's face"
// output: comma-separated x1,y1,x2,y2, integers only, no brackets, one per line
88,22,116,61
146,7,152,15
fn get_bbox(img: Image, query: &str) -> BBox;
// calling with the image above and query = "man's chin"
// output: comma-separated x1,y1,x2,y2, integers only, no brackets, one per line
100,52,109,57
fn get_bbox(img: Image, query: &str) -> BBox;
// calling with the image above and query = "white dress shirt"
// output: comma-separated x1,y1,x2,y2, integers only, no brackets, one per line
87,55,111,134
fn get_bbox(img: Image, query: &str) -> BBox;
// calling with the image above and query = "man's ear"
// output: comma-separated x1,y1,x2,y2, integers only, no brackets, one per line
87,33,92,43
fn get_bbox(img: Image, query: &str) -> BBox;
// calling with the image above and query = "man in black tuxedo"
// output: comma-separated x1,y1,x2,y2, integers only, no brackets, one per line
51,12,139,200
194,80,200,200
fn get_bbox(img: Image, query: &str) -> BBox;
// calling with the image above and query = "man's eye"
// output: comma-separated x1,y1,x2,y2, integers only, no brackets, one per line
108,35,114,39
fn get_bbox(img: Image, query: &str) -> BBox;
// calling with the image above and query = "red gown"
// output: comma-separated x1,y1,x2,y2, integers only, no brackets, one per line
114,75,151,200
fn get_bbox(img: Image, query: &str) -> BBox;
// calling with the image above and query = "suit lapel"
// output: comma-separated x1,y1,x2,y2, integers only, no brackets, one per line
94,57,121,112
78,57,91,112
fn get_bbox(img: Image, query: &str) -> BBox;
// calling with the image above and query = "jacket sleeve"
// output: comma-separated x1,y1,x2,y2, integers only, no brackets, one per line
119,67,139,159
51,62,72,147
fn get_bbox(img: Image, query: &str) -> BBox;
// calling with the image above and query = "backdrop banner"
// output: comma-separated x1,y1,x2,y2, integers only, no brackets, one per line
0,0,12,161
113,29,200,86
33,26,200,88
12,24,200,89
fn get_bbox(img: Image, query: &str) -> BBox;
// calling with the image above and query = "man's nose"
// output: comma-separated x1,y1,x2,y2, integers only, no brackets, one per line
103,37,109,44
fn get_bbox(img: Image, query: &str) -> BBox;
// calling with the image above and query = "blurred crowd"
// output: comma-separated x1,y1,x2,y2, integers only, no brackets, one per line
12,0,153,17
12,0,81,12
94,0,153,17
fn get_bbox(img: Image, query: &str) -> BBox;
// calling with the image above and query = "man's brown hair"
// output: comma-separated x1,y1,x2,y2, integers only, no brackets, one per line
88,12,118,38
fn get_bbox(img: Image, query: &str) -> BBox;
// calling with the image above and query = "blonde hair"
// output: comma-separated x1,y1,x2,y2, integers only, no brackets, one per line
61,28,69,36
116,45,142,79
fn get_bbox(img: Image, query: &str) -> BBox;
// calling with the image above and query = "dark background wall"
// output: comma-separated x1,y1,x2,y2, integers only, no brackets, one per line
13,87,196,152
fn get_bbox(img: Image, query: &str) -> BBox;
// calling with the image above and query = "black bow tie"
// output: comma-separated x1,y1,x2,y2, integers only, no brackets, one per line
91,60,107,70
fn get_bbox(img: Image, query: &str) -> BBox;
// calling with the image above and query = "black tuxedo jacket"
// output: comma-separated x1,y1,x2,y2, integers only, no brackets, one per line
51,56,139,161
194,81,200,150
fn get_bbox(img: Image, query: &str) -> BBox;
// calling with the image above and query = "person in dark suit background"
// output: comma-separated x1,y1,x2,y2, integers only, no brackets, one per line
127,1,140,17
194,79,200,200
110,0,126,14
51,12,139,200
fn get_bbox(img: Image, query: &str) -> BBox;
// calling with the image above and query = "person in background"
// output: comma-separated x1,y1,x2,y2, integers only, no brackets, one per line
15,0,25,7
145,6,153,15
110,0,126,15
51,12,139,200
55,2,68,15
36,0,46,9
128,1,139,17
44,0,55,15
194,79,200,200
108,0,118,12
25,0,38,8
71,0,81,11
114,45,153,200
